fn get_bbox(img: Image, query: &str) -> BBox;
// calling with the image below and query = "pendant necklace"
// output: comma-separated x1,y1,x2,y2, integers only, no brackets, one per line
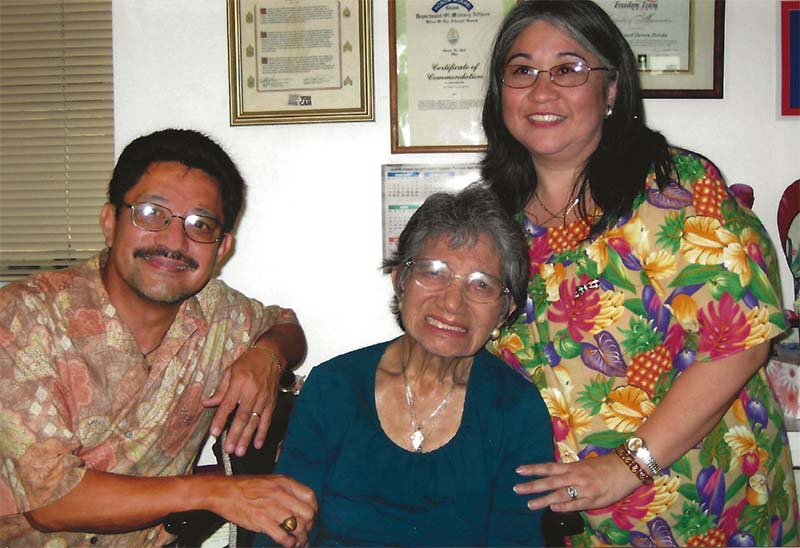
525,182,581,227
537,192,579,222
402,364,456,453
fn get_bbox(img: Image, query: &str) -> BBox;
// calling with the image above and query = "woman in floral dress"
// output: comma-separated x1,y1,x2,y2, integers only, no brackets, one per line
481,1,798,546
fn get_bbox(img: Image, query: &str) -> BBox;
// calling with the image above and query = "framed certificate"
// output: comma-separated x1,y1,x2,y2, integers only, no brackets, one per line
595,0,725,98
389,0,517,153
227,0,374,125
781,1,800,116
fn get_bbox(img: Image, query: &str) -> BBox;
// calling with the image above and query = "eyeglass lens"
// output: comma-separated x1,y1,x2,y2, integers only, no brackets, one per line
503,62,599,88
128,202,221,243
409,259,506,303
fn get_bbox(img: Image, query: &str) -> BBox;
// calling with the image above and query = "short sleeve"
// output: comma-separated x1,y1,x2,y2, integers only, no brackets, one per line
195,279,299,346
0,288,86,515
639,150,787,363
487,375,554,546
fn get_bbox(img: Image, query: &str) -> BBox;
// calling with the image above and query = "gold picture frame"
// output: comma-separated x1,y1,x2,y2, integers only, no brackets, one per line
596,0,725,99
227,0,374,125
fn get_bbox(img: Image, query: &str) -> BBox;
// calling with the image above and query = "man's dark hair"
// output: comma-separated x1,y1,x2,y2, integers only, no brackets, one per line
108,128,245,232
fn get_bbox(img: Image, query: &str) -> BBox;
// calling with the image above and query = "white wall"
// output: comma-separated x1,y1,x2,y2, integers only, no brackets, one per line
114,0,799,373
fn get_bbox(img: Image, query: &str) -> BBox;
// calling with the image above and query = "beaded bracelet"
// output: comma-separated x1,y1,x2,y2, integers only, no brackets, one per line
249,342,284,372
614,444,654,485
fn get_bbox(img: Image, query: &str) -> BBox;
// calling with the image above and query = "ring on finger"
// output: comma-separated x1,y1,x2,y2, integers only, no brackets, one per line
251,411,261,418
279,515,298,532
566,485,578,500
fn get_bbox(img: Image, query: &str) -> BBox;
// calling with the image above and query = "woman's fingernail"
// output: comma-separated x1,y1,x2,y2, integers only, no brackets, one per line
513,485,520,493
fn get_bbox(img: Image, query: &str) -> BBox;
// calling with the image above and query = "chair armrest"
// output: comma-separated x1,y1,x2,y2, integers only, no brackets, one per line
163,375,300,547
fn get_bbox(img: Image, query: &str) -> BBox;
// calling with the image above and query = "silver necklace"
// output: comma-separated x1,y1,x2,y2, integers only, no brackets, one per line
402,366,456,453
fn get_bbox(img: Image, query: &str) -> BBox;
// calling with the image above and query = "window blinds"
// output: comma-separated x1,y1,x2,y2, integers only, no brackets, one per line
0,0,113,281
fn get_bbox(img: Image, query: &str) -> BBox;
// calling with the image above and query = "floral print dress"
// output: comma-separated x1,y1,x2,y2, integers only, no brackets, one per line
492,149,799,546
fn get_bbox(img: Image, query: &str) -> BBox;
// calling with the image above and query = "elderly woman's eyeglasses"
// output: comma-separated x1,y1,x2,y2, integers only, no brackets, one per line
123,202,223,244
503,62,615,89
404,259,510,304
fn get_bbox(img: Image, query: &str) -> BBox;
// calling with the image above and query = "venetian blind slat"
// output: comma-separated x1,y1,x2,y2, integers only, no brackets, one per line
0,0,113,281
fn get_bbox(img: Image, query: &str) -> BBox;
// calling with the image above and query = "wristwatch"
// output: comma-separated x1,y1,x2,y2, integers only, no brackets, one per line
625,436,662,476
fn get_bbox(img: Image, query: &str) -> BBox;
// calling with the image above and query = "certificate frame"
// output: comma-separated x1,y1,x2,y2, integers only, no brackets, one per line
781,1,800,116
227,0,374,125
389,0,517,153
598,0,725,99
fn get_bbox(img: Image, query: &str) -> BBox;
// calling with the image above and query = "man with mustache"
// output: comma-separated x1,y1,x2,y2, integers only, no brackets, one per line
0,129,316,547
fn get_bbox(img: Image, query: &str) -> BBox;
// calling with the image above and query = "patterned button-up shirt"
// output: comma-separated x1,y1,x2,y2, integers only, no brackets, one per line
0,251,299,547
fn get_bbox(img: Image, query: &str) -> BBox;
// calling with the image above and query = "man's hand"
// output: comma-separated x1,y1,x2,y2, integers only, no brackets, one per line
203,347,281,456
25,469,316,548
207,474,317,548
203,322,306,456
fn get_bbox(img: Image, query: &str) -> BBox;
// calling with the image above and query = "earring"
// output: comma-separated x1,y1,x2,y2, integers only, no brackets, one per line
490,328,501,341
605,104,613,118
397,300,403,312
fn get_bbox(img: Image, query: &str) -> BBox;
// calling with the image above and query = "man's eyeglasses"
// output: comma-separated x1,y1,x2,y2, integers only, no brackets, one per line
123,202,223,244
503,62,615,89
404,258,509,304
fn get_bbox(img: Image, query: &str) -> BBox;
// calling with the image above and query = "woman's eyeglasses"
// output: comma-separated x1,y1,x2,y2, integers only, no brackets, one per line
123,202,223,244
404,258,509,304
503,62,615,89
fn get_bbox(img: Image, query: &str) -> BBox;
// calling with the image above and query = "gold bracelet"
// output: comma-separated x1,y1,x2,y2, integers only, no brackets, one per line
614,444,654,485
249,342,284,372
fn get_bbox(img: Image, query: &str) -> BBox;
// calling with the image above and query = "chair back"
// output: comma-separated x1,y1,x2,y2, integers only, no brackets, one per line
778,179,800,325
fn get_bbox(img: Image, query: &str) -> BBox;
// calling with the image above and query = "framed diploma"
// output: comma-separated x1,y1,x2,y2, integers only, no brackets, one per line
227,0,374,125
389,0,517,153
595,0,725,98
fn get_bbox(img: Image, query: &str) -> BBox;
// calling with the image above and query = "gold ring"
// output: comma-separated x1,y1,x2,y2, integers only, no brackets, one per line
566,485,578,500
279,515,297,532
251,411,261,418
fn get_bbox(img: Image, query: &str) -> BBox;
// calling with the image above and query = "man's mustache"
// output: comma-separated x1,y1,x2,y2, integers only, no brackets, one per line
133,247,199,270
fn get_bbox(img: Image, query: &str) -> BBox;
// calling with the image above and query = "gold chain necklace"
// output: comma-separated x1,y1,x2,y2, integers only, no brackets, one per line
525,186,580,227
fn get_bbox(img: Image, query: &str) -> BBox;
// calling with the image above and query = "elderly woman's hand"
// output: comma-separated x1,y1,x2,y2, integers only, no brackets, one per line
514,451,643,512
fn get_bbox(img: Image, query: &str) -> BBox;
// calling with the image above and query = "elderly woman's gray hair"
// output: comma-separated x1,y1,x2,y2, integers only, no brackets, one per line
383,183,529,329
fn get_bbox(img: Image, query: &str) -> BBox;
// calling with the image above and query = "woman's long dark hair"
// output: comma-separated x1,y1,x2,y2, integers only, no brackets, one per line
481,0,674,238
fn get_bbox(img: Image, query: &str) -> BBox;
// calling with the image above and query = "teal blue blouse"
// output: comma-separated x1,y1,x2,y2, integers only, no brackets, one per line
256,340,553,547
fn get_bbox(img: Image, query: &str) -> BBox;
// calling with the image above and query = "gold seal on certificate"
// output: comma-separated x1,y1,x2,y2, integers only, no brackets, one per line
390,0,517,152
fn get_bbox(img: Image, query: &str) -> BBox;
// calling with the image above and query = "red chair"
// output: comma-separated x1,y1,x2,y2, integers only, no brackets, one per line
778,180,800,328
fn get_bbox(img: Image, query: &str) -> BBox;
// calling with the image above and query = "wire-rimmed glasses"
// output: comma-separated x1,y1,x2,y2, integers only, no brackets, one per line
404,258,509,304
503,62,616,89
123,202,223,244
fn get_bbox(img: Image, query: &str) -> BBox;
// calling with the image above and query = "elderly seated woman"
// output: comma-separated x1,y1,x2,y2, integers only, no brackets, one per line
256,184,553,547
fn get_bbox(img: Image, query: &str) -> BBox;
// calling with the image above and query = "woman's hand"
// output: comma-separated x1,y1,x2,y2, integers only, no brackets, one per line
514,451,642,512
